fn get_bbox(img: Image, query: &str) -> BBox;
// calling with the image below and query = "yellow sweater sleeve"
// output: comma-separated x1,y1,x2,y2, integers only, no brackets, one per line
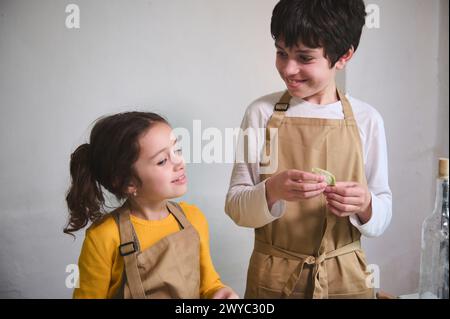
73,202,226,299
73,215,120,299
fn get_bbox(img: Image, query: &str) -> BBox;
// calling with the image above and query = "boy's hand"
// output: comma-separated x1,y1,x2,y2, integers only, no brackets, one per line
265,170,327,209
324,182,372,224
212,287,239,299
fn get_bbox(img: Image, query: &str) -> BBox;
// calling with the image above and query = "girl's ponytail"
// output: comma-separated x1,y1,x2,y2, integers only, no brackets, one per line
64,143,104,236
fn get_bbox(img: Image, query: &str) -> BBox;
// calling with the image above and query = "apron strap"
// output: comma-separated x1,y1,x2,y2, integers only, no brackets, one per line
269,90,292,128
337,89,355,121
261,91,292,168
112,203,141,252
254,239,362,299
115,204,146,299
167,201,190,229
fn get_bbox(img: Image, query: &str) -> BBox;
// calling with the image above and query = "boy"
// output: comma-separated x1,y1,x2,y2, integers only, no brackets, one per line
225,0,392,299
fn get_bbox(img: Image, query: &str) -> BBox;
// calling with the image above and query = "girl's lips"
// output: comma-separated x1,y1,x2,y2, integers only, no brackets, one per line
172,174,187,185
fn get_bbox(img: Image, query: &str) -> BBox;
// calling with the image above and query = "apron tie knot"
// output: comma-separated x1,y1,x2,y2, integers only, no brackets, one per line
253,240,361,299
304,254,326,265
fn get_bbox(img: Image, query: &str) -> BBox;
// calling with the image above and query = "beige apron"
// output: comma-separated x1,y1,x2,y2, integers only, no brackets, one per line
112,201,200,299
245,90,374,299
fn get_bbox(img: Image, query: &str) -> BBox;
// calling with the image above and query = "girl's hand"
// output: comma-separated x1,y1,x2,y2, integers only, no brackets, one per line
324,182,372,224
212,287,239,299
265,170,327,209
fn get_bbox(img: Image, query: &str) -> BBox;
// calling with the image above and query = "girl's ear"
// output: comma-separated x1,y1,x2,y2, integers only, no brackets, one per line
335,47,355,70
126,182,138,197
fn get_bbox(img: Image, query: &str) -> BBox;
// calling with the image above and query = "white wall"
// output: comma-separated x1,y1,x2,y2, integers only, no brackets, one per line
0,0,447,298
347,0,449,295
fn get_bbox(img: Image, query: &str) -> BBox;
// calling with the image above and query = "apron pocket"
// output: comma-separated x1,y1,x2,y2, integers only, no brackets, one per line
327,250,371,295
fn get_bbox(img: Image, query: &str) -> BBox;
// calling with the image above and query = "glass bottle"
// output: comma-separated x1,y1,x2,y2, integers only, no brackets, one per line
418,158,449,299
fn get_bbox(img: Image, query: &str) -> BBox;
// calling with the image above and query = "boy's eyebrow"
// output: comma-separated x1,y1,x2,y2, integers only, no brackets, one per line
275,43,316,54
149,138,178,160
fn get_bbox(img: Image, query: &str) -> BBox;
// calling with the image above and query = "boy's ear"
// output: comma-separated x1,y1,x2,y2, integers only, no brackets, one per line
335,47,355,70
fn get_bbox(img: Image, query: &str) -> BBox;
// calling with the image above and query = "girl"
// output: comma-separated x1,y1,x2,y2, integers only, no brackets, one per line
65,111,238,299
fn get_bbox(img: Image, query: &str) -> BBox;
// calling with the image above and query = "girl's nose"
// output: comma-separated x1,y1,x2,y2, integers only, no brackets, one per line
173,159,185,172
170,149,184,169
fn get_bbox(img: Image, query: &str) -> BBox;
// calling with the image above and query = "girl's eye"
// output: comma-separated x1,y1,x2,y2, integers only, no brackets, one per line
157,158,167,166
277,51,288,58
174,148,182,155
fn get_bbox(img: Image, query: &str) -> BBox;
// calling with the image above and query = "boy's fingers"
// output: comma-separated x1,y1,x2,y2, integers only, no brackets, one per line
289,181,327,192
303,189,326,199
289,189,324,200
325,182,361,195
327,199,359,213
325,192,364,205
289,170,325,182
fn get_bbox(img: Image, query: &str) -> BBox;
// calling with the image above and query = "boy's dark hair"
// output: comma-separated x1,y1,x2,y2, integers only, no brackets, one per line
64,111,169,236
271,0,367,66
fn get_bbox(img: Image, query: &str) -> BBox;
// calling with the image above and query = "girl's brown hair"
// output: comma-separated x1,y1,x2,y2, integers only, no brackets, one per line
64,112,169,236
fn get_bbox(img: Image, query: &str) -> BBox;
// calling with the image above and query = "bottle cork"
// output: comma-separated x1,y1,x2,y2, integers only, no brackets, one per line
439,158,449,178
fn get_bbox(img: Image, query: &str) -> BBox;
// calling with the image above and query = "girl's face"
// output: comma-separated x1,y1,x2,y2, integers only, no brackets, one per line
131,122,187,201
275,40,341,104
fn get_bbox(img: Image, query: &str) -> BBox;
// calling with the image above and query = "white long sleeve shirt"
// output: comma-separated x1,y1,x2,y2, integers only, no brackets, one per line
225,91,392,238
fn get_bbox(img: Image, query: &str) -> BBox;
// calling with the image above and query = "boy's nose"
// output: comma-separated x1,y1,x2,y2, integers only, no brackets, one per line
283,59,301,76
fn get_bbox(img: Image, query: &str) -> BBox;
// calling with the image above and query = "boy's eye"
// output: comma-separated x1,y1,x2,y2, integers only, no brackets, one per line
174,148,182,155
276,51,288,58
157,158,167,166
299,55,313,63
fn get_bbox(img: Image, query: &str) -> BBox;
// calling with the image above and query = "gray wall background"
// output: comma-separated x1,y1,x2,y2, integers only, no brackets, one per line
0,0,448,298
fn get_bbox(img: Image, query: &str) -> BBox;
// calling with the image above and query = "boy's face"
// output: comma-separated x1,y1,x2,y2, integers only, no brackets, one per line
275,40,338,104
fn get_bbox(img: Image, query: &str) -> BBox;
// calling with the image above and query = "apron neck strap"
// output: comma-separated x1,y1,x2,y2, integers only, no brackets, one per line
268,91,293,131
116,202,141,253
336,89,355,121
273,89,355,121
115,203,146,299
166,201,190,229
274,91,292,112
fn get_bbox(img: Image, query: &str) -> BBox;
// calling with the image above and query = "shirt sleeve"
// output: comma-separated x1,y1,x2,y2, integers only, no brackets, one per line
224,106,287,228
350,111,392,238
73,228,112,299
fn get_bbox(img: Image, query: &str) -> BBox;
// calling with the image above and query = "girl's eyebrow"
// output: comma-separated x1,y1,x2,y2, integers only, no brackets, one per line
149,139,178,160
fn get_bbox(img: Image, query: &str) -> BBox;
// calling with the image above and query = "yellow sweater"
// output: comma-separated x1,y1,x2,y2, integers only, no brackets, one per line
73,202,225,299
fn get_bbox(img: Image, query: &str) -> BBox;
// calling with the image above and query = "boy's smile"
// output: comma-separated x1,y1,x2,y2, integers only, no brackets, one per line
275,40,342,105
